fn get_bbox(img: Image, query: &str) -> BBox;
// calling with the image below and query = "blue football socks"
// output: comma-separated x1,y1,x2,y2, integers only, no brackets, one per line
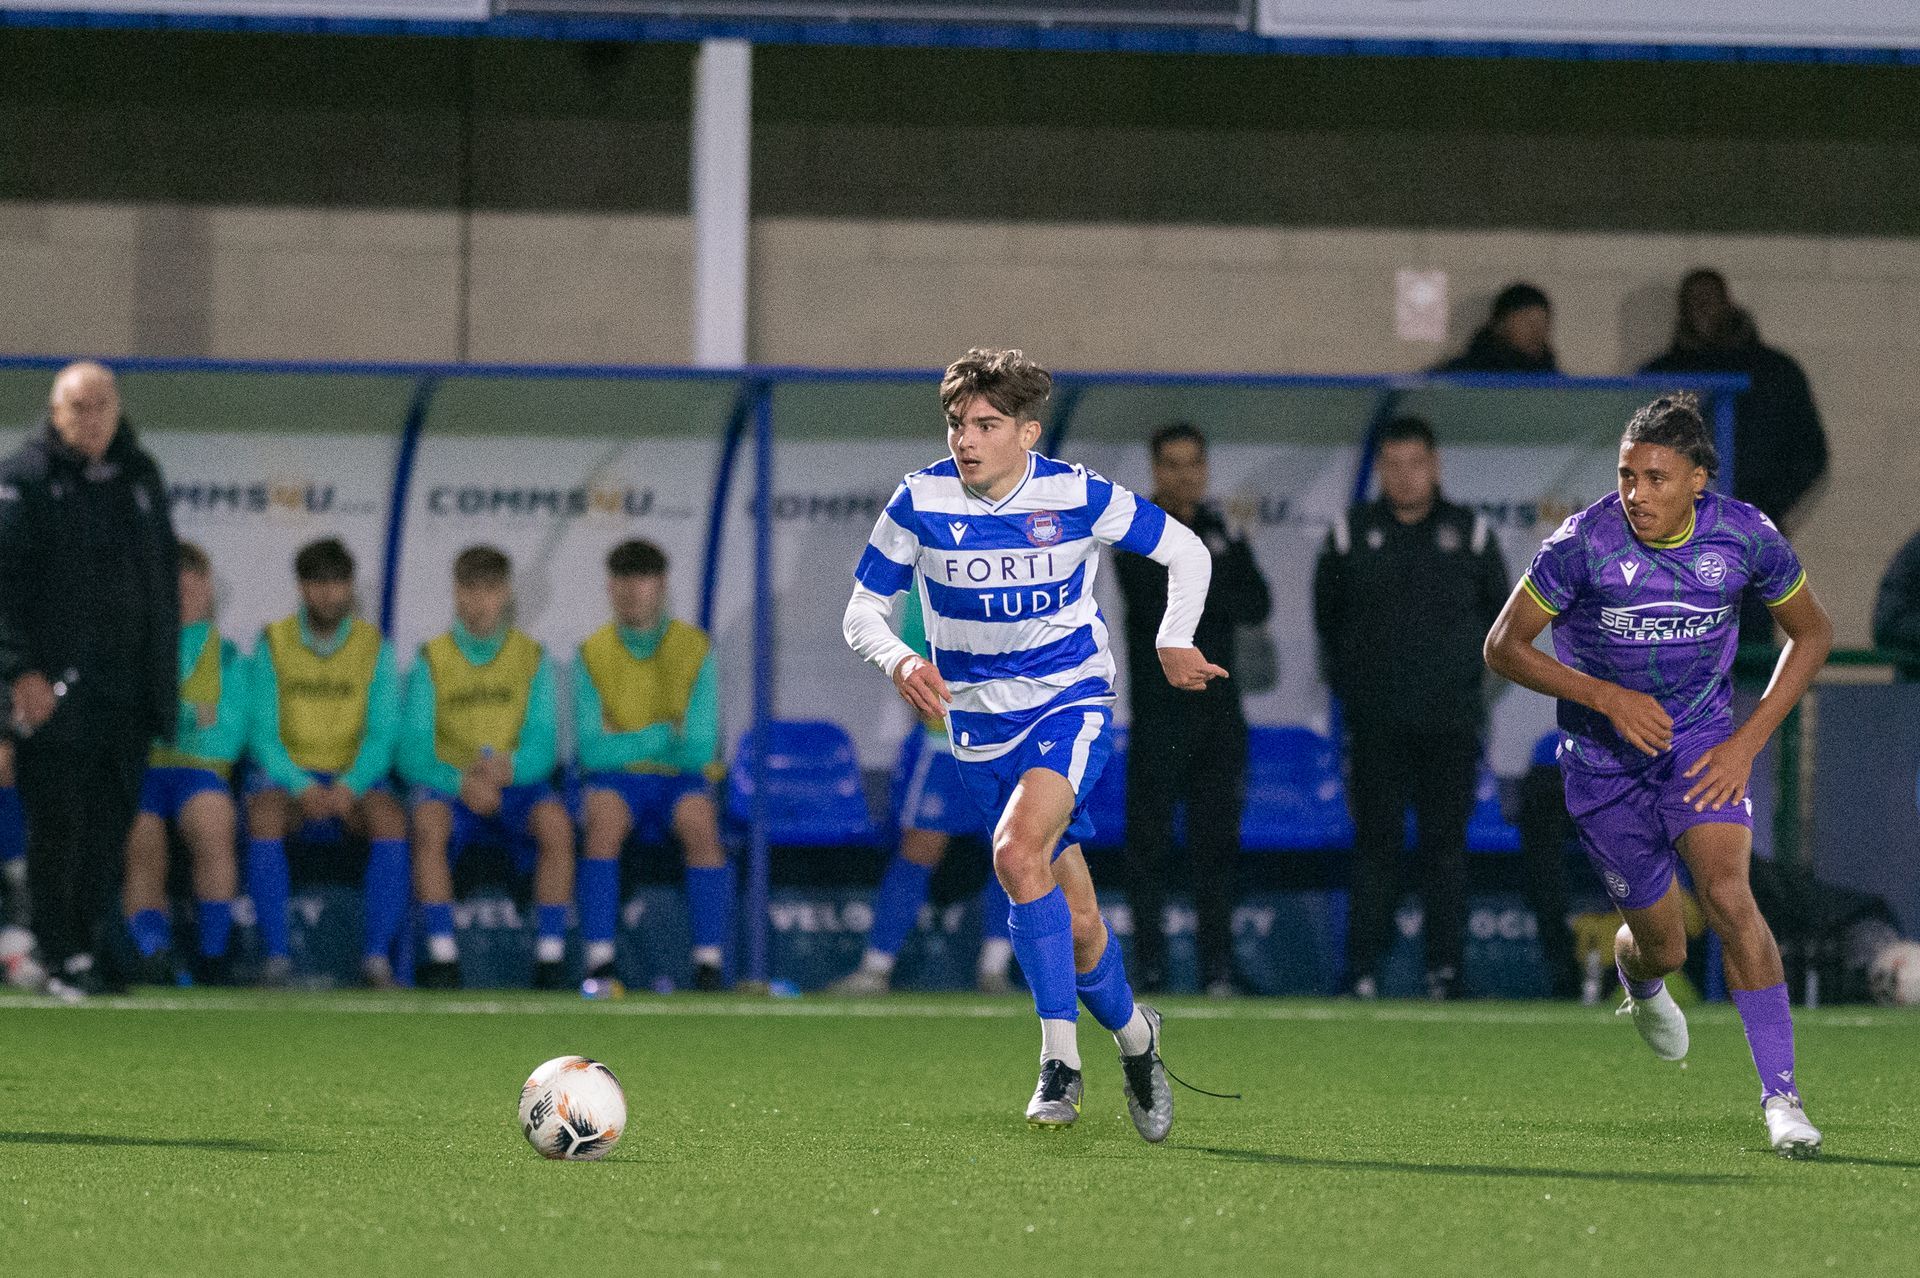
128,908,172,959
867,855,935,958
245,837,292,960
685,864,734,954
1075,925,1136,1033
579,857,620,946
363,838,411,961
1009,887,1078,1024
196,900,233,960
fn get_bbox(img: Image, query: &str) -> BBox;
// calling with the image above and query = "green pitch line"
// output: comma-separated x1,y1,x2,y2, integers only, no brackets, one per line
2,993,1916,1278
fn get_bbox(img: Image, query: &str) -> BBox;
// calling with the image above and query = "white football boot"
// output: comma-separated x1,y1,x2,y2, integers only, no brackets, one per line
1118,1004,1173,1144
1763,1095,1822,1160
1616,984,1689,1061
1025,1059,1083,1129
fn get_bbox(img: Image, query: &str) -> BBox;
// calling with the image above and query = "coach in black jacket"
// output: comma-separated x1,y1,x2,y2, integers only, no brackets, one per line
1116,423,1272,995
1313,416,1508,1000
0,361,179,993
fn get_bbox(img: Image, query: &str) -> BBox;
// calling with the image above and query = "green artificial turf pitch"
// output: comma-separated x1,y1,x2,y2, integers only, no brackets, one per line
2,992,1917,1277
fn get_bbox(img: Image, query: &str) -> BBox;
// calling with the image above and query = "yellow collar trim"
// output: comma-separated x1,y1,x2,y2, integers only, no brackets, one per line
1640,505,1697,550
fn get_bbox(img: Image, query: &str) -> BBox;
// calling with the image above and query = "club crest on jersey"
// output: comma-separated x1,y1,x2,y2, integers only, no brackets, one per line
1695,551,1727,586
1024,511,1063,546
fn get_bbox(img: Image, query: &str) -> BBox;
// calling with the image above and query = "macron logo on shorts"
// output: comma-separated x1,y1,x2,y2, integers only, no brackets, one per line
1037,741,1056,756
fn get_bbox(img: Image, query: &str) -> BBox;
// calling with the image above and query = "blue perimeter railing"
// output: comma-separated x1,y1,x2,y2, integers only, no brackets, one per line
3,8,1920,65
0,353,1750,984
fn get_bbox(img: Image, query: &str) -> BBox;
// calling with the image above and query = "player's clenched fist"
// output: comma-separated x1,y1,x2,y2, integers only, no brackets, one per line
1158,646,1228,693
891,656,952,721
1598,684,1673,756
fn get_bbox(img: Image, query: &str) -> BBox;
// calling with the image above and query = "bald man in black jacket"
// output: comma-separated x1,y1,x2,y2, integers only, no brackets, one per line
0,362,179,996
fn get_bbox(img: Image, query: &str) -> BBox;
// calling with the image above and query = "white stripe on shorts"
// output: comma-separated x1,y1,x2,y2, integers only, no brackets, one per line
1066,711,1102,791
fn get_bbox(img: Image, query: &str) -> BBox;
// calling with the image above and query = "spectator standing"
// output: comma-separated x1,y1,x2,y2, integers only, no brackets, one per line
1642,270,1830,642
0,361,180,997
1116,423,1272,995
1434,282,1559,374
1641,270,1827,530
1313,417,1508,999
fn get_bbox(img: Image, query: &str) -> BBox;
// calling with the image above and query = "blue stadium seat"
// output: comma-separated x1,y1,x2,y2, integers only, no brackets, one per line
1240,726,1355,852
1466,763,1521,854
727,720,877,848
1531,730,1564,768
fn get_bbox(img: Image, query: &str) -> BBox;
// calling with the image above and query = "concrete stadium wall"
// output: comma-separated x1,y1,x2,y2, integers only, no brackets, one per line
4,202,1912,646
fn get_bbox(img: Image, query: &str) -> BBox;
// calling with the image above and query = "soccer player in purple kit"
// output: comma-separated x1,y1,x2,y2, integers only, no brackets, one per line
1485,393,1832,1158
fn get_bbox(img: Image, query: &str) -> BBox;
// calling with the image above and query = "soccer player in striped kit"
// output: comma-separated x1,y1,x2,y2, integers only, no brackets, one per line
845,349,1221,1140
1485,393,1832,1158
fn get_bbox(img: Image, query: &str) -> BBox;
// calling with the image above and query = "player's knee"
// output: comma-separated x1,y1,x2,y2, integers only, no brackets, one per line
582,792,628,842
1645,933,1688,974
1698,877,1759,931
530,800,573,847
991,836,1049,898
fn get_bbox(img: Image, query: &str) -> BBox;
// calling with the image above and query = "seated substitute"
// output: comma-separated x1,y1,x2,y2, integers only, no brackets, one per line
827,584,1015,996
575,540,730,993
398,546,572,991
245,537,405,988
121,541,247,984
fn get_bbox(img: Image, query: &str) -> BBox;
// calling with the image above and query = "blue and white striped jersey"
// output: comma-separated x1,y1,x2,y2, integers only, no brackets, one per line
847,452,1194,763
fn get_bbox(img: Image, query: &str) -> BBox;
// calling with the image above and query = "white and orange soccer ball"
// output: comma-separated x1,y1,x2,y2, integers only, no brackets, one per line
519,1056,627,1161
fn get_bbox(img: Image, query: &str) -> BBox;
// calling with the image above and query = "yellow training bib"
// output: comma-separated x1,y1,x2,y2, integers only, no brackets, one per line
266,615,382,774
579,620,717,778
423,628,542,772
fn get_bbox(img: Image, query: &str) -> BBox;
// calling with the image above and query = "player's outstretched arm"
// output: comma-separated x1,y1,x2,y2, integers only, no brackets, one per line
1483,579,1672,756
1140,506,1227,692
1682,584,1833,812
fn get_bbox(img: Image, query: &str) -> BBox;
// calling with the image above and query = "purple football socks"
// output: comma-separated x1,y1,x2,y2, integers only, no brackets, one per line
1731,982,1800,1104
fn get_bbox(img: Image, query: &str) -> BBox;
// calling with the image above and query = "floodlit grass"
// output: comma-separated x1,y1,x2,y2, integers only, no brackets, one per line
3,991,1916,1277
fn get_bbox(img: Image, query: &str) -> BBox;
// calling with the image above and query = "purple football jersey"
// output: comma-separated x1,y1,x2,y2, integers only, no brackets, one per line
1521,490,1806,774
